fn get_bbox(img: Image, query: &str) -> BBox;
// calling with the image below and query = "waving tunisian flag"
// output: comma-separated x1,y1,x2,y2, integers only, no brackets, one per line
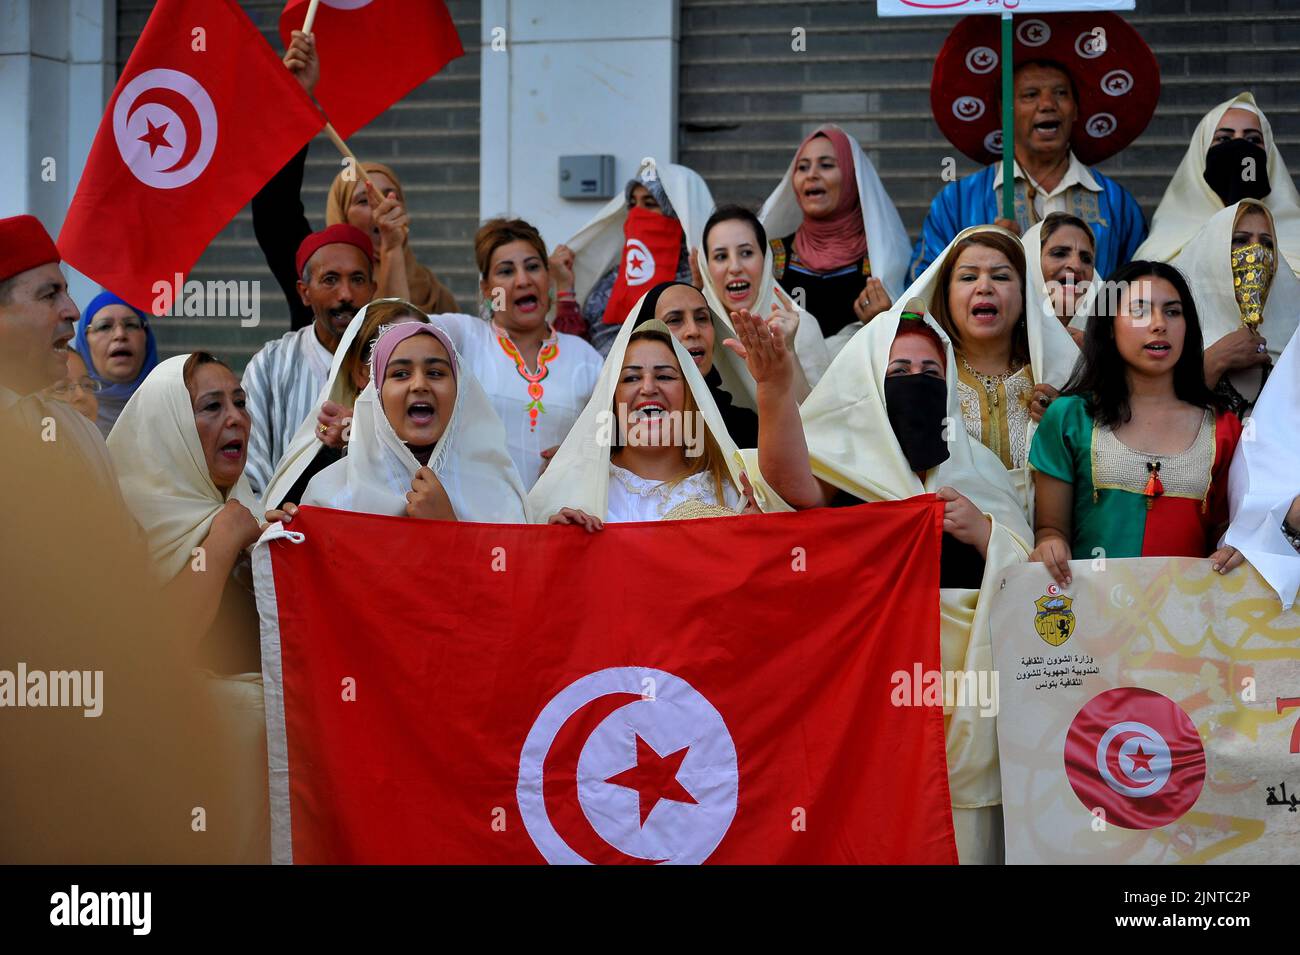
279,0,464,138
253,500,958,864
58,0,324,313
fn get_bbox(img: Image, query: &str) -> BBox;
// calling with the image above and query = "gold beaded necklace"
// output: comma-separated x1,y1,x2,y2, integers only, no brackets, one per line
959,354,1020,408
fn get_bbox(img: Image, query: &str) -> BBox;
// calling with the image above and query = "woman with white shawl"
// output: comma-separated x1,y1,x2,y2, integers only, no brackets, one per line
1171,199,1297,415
528,295,761,526
1223,320,1300,609
1135,92,1300,273
297,322,530,523
107,351,268,861
261,299,428,513
729,286,1033,865
759,124,912,341
1022,213,1100,346
695,204,829,393
555,160,715,356
881,226,1079,518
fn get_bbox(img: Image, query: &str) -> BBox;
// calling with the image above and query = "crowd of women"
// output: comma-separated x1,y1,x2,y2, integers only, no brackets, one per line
5,13,1300,865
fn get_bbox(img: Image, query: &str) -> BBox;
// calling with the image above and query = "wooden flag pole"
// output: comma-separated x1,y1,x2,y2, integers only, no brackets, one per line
302,0,322,35
323,122,375,188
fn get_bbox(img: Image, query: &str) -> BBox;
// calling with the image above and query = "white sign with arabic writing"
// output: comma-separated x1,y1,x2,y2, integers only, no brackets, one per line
877,0,1134,16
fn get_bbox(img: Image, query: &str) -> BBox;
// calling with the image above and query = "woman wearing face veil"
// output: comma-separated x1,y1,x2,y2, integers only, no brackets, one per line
1171,199,1298,416
555,161,713,356
297,323,530,523
1136,93,1300,273
731,293,1032,865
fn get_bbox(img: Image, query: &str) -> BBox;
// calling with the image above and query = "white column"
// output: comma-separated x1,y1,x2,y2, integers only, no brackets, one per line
0,0,116,307
479,0,679,252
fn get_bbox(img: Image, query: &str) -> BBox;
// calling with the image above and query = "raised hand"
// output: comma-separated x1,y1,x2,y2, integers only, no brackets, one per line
768,286,801,349
723,307,794,391
689,246,704,290
550,244,575,294
369,181,410,252
283,30,319,96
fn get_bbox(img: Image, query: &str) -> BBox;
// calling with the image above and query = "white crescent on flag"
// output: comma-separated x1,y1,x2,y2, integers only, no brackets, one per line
516,666,739,865
112,68,217,189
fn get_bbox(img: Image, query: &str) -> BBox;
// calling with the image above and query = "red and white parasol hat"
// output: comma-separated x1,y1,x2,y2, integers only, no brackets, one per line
931,12,1160,167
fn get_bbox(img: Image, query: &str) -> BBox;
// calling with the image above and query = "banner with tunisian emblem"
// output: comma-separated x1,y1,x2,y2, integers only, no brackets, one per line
991,557,1300,864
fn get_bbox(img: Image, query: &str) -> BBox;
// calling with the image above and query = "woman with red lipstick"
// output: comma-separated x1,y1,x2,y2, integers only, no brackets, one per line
428,219,602,491
529,309,760,527
925,227,1079,515
109,352,273,862
1029,262,1242,588
108,352,264,674
759,125,912,341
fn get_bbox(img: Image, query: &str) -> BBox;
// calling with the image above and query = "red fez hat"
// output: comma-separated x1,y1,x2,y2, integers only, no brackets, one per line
295,224,375,276
0,215,61,283
931,12,1160,167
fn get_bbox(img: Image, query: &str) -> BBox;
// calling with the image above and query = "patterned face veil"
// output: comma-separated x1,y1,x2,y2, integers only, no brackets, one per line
1231,244,1276,330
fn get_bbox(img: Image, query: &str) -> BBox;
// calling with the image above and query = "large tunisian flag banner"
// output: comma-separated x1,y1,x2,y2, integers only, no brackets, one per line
992,558,1300,864
252,499,958,864
279,0,464,138
58,0,324,312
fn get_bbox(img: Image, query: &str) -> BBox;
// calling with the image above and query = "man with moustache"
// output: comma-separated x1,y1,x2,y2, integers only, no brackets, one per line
241,225,376,495
0,214,119,491
911,13,1160,281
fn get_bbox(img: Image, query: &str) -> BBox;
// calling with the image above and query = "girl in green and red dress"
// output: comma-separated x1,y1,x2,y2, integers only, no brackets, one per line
1029,260,1242,586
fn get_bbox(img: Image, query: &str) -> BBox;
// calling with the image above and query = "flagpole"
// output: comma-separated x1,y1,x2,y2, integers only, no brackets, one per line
323,122,375,188
302,0,322,35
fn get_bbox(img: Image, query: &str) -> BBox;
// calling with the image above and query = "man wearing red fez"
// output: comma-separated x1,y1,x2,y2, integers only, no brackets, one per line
241,224,377,495
911,13,1156,281
0,214,121,489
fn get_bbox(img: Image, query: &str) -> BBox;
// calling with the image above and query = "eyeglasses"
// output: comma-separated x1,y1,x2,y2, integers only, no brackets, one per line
49,378,103,397
88,319,145,335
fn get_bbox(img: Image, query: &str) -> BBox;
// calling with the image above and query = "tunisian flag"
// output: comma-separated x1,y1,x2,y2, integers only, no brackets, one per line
279,0,464,138
58,0,324,313
253,499,958,864
602,207,685,324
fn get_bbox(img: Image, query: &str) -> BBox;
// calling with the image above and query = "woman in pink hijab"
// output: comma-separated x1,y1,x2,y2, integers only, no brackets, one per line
765,127,909,339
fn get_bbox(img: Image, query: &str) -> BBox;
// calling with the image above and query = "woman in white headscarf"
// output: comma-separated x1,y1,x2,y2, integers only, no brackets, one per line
1135,92,1300,272
695,204,830,391
528,296,762,526
107,351,268,861
262,299,428,513
730,286,1032,865
1223,320,1300,609
1023,213,1099,345
759,124,913,340
297,323,530,523
1171,199,1296,415
888,226,1079,516
555,160,716,356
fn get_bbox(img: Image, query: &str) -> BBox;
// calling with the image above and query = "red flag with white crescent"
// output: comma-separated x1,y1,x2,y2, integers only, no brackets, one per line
278,0,464,138
254,500,958,864
57,0,324,313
